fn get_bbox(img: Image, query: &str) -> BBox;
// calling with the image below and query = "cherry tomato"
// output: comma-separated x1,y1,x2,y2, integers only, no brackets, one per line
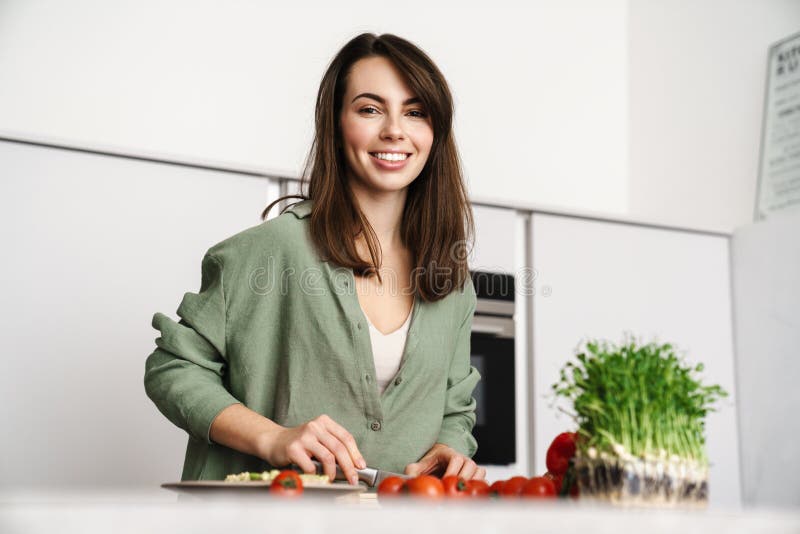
521,476,556,498
488,480,505,497
377,476,407,499
270,470,303,497
441,475,470,498
546,468,580,498
544,471,564,493
465,479,490,498
500,476,529,498
546,432,577,476
405,475,445,499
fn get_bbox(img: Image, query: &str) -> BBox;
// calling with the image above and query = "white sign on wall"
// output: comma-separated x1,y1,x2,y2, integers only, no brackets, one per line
756,31,800,220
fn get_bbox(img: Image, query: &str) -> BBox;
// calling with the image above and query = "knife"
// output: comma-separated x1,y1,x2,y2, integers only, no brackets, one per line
309,460,411,487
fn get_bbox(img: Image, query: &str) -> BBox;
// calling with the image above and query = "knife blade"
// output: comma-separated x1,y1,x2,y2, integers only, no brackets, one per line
309,460,411,487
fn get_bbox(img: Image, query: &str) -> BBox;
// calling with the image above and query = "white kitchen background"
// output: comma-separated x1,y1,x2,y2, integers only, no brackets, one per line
1,0,798,510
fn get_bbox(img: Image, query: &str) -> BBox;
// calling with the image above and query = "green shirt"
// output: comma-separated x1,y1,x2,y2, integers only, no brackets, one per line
144,199,480,480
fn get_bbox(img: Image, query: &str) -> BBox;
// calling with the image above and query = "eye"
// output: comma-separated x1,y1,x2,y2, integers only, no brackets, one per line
359,106,379,115
408,109,427,118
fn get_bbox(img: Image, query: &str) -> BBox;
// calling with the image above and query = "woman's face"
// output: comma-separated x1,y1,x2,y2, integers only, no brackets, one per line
339,56,434,196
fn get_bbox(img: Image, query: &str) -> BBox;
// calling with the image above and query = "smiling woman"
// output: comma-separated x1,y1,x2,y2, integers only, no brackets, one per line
340,58,434,196
144,33,484,490
262,33,472,303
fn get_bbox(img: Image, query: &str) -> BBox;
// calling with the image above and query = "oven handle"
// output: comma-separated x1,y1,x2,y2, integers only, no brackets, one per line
470,315,515,339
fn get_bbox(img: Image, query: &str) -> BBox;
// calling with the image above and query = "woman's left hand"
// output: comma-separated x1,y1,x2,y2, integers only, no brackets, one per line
404,443,486,480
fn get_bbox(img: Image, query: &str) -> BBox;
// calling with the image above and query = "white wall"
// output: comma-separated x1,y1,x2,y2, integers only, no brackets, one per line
2,2,796,233
628,0,800,233
732,210,800,508
0,0,628,216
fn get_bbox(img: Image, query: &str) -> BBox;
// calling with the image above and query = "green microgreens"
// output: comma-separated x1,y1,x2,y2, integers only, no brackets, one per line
551,335,727,464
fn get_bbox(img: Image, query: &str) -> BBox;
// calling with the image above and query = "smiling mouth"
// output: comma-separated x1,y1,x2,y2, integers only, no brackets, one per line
369,152,411,162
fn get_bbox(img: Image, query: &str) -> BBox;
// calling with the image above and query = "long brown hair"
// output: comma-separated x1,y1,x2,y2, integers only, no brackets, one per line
262,33,473,302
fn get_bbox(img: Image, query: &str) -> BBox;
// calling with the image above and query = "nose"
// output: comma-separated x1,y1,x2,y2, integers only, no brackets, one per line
380,113,405,141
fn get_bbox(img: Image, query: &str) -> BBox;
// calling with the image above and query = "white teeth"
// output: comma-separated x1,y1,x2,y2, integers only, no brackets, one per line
371,152,409,162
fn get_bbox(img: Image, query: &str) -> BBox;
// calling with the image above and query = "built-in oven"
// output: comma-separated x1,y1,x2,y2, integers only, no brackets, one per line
469,270,516,465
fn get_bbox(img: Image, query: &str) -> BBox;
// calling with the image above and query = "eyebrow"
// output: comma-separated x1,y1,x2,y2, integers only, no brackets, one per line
351,92,422,105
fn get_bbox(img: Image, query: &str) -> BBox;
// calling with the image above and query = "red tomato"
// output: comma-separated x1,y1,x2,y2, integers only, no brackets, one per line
465,479,490,498
546,470,580,498
521,476,557,498
377,476,407,498
544,471,564,493
546,432,577,476
441,475,470,498
270,470,303,497
488,480,506,497
405,475,445,499
500,476,529,498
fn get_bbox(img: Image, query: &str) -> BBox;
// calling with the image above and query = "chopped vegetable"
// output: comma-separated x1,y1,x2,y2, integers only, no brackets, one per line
224,470,330,485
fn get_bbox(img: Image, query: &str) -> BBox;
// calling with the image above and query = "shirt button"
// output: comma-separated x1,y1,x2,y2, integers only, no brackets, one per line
371,421,381,431
394,376,403,386
365,374,371,383
356,322,362,330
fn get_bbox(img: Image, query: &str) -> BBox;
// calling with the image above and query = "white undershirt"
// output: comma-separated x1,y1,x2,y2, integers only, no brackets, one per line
361,307,412,395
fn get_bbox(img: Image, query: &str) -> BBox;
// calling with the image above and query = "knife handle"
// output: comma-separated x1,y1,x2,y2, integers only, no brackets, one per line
309,460,377,486
309,459,344,480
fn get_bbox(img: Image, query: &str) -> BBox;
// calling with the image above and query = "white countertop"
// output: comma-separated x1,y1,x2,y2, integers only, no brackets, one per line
2,489,798,534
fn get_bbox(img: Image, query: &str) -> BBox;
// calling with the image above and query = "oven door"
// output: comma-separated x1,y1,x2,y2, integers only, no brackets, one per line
470,320,515,465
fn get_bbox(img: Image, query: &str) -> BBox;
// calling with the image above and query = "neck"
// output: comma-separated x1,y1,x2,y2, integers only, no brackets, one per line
348,180,408,253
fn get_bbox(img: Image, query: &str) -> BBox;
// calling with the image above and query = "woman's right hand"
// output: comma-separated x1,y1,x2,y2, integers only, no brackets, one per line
258,414,366,485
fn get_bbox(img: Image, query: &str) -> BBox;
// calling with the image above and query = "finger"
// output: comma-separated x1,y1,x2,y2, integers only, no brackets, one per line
317,431,359,485
405,453,436,477
286,442,316,475
458,459,479,480
475,467,487,481
443,455,465,478
305,439,338,482
320,415,366,470
404,462,421,477
405,460,431,477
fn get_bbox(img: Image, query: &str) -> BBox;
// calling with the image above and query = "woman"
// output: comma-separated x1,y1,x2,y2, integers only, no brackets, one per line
144,33,485,486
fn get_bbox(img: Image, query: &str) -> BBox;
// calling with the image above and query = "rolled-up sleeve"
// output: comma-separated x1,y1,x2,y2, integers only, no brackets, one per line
436,285,480,457
144,252,241,444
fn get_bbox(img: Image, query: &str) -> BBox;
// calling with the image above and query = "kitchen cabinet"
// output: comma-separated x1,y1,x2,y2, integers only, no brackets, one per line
0,139,276,488
470,205,517,274
469,205,529,481
530,213,740,508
